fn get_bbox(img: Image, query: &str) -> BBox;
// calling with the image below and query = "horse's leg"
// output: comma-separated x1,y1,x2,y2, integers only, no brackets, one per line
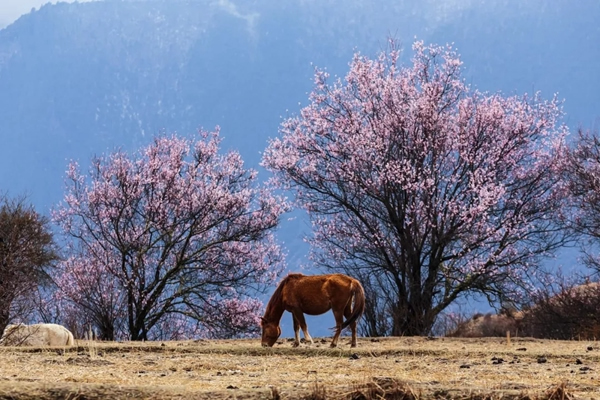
291,310,313,345
344,303,358,348
330,308,345,348
292,315,301,347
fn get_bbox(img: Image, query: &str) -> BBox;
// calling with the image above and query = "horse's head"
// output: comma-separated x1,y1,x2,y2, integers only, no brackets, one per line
260,317,280,347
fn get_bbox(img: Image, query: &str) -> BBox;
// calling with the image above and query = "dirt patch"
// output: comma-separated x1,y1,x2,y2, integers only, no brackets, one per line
43,355,114,366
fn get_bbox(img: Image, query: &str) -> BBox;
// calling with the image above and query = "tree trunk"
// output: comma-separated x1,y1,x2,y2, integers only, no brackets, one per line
390,300,436,336
0,308,9,338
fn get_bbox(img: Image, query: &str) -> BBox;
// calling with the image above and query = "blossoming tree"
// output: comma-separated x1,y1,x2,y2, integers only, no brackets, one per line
54,128,287,340
263,40,570,336
563,129,600,271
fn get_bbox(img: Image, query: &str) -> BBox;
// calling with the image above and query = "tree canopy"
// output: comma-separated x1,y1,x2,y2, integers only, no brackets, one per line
263,40,570,335
563,129,600,273
0,195,59,334
54,129,287,340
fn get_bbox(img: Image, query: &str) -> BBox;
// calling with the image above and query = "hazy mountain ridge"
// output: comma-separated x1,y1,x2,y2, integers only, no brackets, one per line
0,0,598,260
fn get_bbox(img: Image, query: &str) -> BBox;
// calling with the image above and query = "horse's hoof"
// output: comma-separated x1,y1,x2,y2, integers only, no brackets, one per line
330,343,337,348
350,344,357,348
292,342,300,348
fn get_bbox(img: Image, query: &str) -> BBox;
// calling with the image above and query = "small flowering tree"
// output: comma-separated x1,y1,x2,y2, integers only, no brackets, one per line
563,129,600,272
54,128,287,340
53,242,126,340
263,40,570,336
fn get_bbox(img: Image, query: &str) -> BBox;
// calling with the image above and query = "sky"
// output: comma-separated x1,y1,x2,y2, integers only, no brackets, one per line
0,0,94,28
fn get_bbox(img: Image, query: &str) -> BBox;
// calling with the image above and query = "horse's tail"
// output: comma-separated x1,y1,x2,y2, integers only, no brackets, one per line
341,279,365,329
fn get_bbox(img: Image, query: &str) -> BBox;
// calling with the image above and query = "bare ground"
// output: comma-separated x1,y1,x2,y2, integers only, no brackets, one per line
0,336,597,399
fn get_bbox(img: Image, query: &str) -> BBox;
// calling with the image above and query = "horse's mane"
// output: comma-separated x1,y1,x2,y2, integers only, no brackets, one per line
264,273,304,320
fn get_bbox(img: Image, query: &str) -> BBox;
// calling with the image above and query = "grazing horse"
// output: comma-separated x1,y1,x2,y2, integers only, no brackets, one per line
261,273,365,348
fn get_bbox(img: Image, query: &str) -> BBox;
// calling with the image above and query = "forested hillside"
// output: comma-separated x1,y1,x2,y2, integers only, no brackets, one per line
1,1,596,214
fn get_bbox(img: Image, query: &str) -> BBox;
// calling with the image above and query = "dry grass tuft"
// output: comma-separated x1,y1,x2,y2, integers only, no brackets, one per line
345,377,417,400
543,382,573,400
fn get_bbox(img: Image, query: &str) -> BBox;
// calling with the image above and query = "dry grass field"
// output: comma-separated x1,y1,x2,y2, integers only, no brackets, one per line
0,336,598,399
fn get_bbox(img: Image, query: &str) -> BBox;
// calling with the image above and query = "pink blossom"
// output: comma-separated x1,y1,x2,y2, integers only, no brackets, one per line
262,39,569,335
54,128,288,340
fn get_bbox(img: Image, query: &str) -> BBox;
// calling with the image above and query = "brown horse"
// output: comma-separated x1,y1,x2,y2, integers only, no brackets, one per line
261,273,365,348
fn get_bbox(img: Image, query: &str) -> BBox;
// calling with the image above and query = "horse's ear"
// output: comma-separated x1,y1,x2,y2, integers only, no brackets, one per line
260,317,267,324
